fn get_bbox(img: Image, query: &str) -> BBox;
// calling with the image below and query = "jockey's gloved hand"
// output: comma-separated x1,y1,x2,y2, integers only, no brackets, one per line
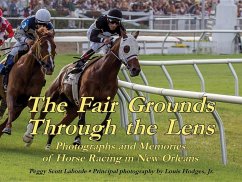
103,38,112,45
3,35,8,40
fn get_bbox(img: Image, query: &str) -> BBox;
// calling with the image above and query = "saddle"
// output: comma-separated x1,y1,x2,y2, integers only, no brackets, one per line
63,55,102,106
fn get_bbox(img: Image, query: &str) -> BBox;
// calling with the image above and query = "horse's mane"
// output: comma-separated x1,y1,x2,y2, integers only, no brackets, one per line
110,36,122,52
38,27,48,33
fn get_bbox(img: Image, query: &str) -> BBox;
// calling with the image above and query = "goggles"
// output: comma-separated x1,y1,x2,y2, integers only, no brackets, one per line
107,18,120,25
37,23,48,27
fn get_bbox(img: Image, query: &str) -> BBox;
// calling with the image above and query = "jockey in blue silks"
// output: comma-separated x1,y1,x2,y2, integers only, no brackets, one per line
0,9,54,90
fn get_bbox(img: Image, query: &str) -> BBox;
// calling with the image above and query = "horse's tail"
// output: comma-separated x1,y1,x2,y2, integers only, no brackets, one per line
48,63,70,89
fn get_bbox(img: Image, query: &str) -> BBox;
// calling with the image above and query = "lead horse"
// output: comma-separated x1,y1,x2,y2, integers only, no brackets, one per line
0,27,56,136
24,30,140,149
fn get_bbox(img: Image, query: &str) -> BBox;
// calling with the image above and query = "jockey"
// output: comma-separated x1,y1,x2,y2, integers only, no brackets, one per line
0,9,54,90
70,9,126,74
0,9,14,46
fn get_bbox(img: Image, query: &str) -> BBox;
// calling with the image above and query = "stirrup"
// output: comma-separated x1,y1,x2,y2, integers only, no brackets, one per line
76,60,85,67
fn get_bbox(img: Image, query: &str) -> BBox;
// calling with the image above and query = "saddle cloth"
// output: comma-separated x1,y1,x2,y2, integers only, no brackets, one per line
63,55,102,106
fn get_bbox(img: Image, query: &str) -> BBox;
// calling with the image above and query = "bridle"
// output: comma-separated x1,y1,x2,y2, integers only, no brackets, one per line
110,39,138,69
31,35,54,68
110,50,128,66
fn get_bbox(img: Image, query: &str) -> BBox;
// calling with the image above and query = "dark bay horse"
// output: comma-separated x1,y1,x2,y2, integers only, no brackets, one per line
0,27,56,136
24,30,140,149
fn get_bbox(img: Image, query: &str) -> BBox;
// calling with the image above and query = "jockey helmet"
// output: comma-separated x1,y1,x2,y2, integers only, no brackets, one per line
107,9,122,24
0,9,3,17
35,9,51,24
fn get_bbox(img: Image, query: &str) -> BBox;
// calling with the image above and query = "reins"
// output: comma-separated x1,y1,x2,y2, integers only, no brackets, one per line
30,36,53,67
110,50,127,66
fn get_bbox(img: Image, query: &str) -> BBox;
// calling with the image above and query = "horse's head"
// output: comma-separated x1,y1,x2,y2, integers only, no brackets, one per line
33,27,56,75
117,30,141,77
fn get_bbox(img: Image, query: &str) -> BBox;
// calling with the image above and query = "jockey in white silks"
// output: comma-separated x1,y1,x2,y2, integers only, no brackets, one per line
70,9,126,74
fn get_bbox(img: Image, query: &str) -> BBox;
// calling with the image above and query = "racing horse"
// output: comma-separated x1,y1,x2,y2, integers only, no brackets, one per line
0,27,56,136
23,30,140,149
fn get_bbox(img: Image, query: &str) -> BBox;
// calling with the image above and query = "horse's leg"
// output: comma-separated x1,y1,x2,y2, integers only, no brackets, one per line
22,99,41,145
23,103,44,145
45,106,78,150
23,84,61,144
1,105,26,135
96,111,112,141
93,102,114,141
39,86,61,121
2,93,16,134
0,99,7,120
73,112,86,146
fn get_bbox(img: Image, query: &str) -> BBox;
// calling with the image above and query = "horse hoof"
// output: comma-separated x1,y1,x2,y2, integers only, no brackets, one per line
23,133,34,145
45,144,51,151
2,128,11,135
73,139,81,146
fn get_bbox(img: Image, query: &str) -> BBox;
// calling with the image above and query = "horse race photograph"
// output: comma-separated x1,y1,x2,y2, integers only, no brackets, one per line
0,0,242,181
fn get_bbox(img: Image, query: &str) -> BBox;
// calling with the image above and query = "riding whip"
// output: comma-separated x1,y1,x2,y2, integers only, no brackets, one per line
0,50,11,58
0,43,26,51
73,37,114,64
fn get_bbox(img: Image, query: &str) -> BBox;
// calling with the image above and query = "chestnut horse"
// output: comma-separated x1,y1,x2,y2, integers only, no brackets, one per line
0,27,56,136
24,30,140,149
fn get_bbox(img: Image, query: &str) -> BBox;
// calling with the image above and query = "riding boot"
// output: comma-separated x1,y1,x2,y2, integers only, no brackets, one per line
70,49,95,74
2,55,15,91
0,64,5,75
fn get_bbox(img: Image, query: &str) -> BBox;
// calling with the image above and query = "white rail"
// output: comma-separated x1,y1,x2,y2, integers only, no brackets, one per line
139,59,242,96
5,29,242,55
118,80,242,104
139,59,242,65
52,29,242,34
118,79,242,165
7,15,242,30
118,59,242,165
